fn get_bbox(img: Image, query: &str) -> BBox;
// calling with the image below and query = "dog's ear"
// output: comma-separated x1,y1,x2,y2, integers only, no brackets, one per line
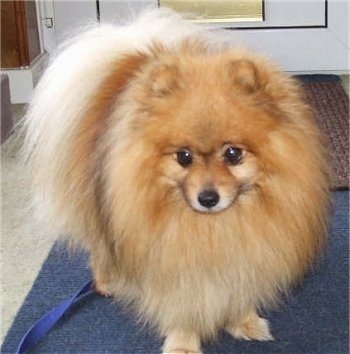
227,59,260,93
148,61,180,97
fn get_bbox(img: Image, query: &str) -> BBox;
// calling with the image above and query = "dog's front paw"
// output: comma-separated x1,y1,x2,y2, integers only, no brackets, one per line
163,330,202,354
226,312,274,341
163,350,201,354
93,279,113,297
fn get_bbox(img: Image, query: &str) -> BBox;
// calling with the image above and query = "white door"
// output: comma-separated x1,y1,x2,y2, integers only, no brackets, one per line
39,0,349,72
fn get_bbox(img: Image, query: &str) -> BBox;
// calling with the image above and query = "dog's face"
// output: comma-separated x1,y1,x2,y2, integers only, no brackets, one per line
129,52,282,214
169,145,253,213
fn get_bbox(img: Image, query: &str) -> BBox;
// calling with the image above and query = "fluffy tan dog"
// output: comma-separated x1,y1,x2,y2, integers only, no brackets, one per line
23,9,329,353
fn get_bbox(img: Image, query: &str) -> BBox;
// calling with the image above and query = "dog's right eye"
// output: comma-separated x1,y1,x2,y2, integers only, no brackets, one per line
176,149,193,167
223,146,243,165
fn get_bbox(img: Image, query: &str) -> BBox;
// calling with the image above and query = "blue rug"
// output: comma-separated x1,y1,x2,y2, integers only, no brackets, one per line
2,191,349,354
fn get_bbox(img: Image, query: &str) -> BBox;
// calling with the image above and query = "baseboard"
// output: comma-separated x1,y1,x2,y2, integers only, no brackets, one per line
2,53,49,104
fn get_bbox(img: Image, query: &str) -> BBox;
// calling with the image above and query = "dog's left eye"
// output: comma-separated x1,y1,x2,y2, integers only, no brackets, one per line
223,146,243,165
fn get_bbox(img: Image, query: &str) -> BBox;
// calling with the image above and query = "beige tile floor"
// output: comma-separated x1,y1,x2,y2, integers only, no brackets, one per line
1,104,59,344
1,76,349,345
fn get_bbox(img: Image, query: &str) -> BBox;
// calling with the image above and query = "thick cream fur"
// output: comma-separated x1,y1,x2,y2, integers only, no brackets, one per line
23,8,329,353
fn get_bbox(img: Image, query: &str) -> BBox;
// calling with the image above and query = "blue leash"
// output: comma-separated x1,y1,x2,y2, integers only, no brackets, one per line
16,280,94,354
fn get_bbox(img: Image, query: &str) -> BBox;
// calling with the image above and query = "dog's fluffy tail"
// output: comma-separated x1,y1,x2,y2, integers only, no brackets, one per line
21,8,223,233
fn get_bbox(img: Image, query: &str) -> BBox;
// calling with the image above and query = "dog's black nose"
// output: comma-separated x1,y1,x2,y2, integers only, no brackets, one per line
198,189,220,208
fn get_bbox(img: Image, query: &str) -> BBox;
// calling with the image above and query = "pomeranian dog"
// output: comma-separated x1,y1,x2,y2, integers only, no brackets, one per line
23,8,329,353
